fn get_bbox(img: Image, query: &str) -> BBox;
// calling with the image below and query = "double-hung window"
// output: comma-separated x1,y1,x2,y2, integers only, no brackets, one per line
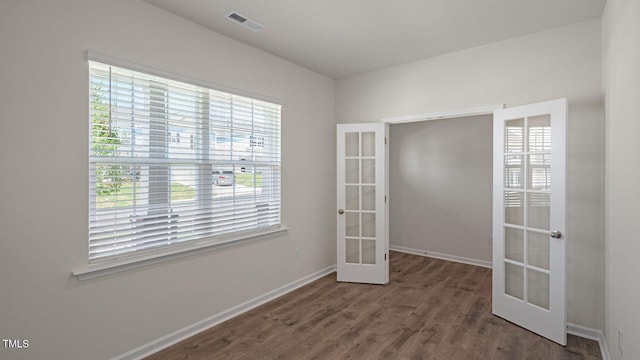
88,60,281,263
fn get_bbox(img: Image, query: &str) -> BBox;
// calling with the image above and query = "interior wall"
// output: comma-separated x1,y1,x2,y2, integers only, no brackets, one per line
389,115,493,263
336,19,604,330
602,0,640,358
0,1,335,360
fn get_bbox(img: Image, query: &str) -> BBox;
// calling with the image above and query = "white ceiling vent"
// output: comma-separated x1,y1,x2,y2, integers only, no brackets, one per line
225,12,264,32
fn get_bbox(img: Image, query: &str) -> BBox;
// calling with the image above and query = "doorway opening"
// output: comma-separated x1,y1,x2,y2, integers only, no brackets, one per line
382,105,501,267
387,114,493,267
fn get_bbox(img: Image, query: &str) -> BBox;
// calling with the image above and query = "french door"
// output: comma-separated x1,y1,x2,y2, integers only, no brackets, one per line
336,123,389,284
492,99,567,345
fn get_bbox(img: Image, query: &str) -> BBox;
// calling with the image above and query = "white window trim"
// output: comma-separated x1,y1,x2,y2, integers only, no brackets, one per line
73,225,289,281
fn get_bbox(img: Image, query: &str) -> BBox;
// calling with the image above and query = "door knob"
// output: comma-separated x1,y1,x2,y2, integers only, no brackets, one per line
550,230,562,239
338,209,344,214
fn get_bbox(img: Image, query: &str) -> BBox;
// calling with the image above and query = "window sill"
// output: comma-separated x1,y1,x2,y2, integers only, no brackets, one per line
73,226,289,281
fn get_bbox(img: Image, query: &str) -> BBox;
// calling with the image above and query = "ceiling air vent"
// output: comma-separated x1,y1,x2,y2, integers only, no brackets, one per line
226,12,264,32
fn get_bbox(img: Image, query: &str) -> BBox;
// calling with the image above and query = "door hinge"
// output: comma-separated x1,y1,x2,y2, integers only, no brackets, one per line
385,137,387,145
385,253,387,261
385,195,387,203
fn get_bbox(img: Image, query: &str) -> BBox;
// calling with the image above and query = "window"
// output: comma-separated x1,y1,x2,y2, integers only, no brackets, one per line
89,60,281,263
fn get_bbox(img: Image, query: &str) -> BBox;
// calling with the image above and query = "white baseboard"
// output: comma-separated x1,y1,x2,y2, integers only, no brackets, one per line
567,323,610,360
112,265,336,360
390,245,492,268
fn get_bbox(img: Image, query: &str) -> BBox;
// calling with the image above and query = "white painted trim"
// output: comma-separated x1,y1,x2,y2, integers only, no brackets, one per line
74,226,290,281
390,245,492,268
567,323,610,360
112,265,336,360
381,104,503,124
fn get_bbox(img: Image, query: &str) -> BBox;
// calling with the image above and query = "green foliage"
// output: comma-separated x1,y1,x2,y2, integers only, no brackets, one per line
92,87,123,195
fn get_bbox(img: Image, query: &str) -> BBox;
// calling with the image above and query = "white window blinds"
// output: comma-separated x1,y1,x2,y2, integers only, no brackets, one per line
89,61,281,263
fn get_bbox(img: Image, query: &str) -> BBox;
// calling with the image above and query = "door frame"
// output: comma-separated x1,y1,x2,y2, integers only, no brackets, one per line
381,104,503,269
381,104,504,125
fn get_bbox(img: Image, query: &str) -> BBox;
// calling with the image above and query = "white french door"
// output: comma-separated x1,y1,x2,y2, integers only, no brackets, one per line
336,123,389,284
492,98,567,345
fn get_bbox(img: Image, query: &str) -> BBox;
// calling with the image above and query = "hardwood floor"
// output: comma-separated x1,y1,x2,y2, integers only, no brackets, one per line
146,251,602,360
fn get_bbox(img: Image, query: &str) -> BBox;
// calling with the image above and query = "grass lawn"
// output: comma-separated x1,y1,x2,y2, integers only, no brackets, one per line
235,172,263,187
97,182,195,209
97,174,263,209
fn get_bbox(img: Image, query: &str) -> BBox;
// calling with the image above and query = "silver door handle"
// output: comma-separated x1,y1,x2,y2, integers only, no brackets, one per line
550,230,562,239
338,209,344,214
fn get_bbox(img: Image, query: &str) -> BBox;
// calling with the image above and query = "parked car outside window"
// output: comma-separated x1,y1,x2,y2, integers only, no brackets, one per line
212,170,234,186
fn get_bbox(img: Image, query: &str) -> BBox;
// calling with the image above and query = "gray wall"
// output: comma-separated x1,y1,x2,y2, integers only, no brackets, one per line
389,115,493,263
0,1,335,359
336,19,605,330
602,0,640,358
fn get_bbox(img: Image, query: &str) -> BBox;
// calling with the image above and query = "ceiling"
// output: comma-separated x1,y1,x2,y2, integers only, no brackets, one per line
142,0,606,79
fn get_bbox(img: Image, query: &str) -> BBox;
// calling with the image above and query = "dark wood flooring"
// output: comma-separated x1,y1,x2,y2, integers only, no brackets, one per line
146,251,602,360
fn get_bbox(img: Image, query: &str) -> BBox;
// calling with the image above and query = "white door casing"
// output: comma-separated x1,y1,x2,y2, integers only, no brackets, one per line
337,123,389,284
492,98,567,345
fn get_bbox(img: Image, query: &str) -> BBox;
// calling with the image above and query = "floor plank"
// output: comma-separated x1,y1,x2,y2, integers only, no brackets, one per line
146,252,602,360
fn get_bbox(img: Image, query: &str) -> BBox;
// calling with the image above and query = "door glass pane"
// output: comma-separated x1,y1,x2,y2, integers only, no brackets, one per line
362,213,376,238
362,185,375,210
505,263,524,300
505,155,524,189
528,154,551,191
362,159,375,184
528,231,550,270
505,227,524,263
362,240,376,264
528,193,550,230
345,185,359,211
345,132,359,157
505,191,524,226
361,132,375,157
527,269,550,309
346,159,359,184
340,127,382,274
346,212,359,237
346,238,359,264
528,115,551,152
505,118,524,153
